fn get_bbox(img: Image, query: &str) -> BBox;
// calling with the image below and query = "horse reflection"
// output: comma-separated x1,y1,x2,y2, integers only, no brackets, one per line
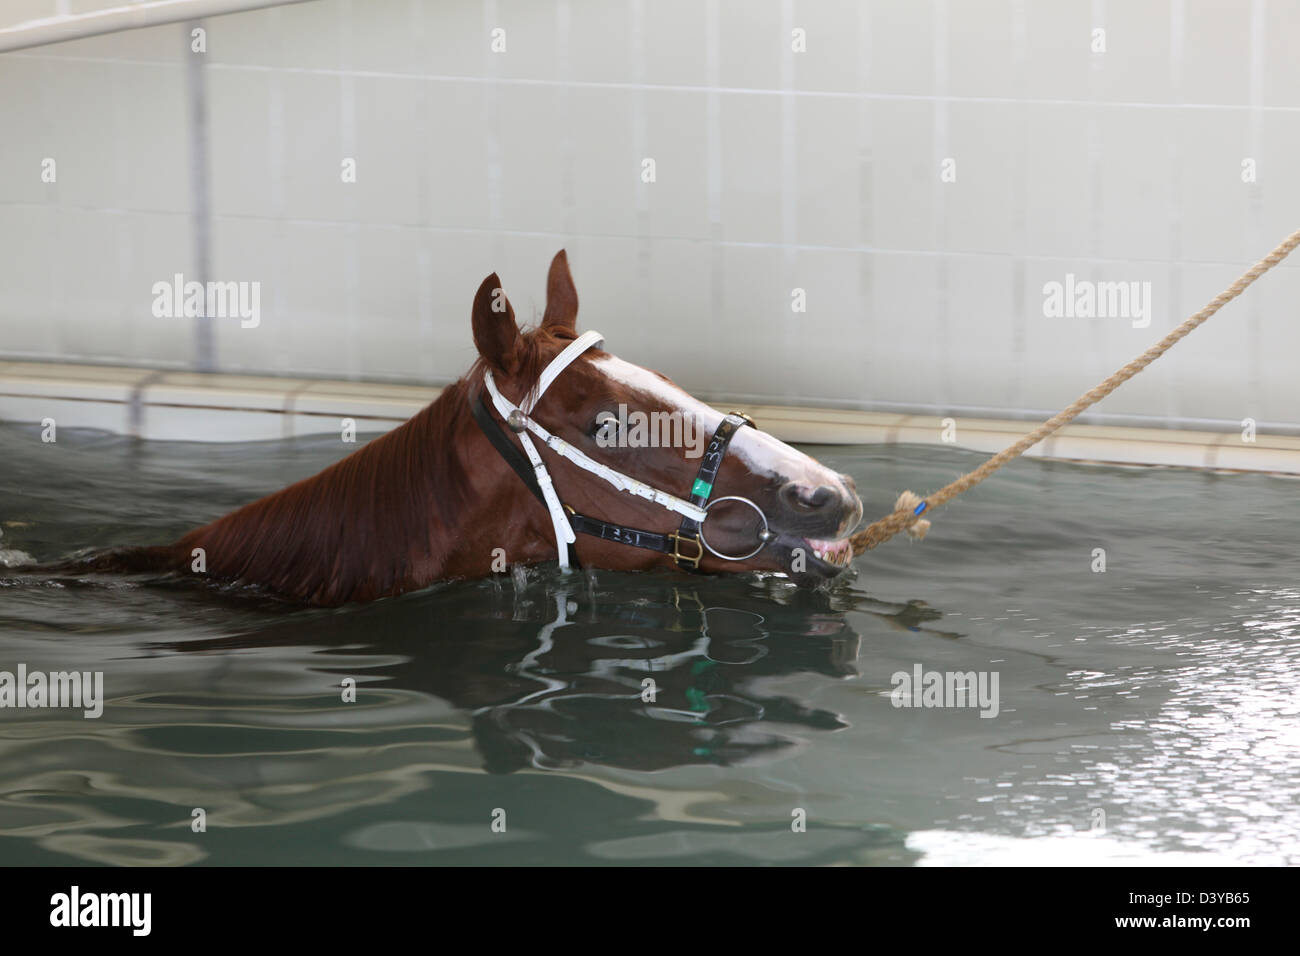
160,574,955,774
445,584,853,773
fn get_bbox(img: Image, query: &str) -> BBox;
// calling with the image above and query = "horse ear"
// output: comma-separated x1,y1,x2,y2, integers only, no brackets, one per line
541,249,578,332
471,273,522,373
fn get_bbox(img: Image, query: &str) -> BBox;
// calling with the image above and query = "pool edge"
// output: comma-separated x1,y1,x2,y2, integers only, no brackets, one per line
2,360,1297,476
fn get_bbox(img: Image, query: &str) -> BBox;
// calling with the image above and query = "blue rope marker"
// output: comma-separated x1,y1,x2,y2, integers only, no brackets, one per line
913,501,928,516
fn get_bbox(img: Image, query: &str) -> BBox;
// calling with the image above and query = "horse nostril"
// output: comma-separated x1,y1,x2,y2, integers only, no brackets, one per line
779,482,838,514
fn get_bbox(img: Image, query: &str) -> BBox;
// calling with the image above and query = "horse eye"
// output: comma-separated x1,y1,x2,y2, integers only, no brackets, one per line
590,411,619,439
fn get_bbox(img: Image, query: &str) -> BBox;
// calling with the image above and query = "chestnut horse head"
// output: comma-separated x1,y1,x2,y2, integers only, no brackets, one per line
98,250,860,605
463,250,862,585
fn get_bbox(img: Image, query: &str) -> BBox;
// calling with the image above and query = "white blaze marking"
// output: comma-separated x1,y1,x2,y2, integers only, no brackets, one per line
589,354,838,490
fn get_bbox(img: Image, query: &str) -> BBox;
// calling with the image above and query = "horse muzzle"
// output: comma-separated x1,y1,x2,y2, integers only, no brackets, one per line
765,475,863,584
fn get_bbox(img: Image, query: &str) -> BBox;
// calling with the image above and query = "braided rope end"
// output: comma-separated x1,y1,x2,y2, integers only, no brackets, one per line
894,491,932,540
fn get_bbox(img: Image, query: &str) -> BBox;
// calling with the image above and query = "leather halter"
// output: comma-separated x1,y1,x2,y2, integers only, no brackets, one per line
470,330,766,572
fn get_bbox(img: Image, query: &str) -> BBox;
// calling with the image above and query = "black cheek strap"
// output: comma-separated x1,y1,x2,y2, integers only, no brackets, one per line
667,412,752,570
471,389,753,573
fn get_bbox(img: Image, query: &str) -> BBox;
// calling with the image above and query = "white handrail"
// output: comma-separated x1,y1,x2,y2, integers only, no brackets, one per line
0,0,316,54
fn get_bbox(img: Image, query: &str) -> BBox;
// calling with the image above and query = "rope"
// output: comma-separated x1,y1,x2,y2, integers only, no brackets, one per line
849,226,1300,557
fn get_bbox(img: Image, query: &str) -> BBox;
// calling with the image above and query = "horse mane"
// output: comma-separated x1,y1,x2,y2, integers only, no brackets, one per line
173,323,578,605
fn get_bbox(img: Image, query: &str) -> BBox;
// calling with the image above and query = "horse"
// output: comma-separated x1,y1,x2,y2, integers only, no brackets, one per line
38,251,863,606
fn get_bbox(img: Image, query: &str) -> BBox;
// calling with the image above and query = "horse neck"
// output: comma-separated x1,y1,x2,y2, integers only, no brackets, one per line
333,374,562,585
176,380,491,603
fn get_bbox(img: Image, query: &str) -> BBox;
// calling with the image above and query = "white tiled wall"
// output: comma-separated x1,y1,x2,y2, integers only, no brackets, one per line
1,0,1298,429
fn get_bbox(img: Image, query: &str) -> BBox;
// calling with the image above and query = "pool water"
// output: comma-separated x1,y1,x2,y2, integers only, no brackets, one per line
1,421,1297,866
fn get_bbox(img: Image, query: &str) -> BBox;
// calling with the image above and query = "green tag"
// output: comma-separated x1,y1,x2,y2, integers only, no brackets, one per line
691,478,713,499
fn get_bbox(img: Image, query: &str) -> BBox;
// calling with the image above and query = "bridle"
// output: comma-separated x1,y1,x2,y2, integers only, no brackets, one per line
469,329,775,572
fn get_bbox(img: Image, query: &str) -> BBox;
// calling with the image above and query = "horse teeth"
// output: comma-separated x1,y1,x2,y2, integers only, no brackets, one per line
805,538,853,567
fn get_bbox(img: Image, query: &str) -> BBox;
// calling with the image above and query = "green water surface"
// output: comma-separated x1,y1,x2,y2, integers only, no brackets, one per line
0,422,1296,865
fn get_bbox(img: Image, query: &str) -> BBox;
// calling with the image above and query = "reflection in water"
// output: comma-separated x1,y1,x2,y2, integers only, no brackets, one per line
5,424,1300,865
161,572,944,776
413,579,856,774
0,566,941,865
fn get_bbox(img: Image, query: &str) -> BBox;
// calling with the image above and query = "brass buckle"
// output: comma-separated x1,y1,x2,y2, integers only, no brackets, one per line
730,411,756,428
668,531,704,569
